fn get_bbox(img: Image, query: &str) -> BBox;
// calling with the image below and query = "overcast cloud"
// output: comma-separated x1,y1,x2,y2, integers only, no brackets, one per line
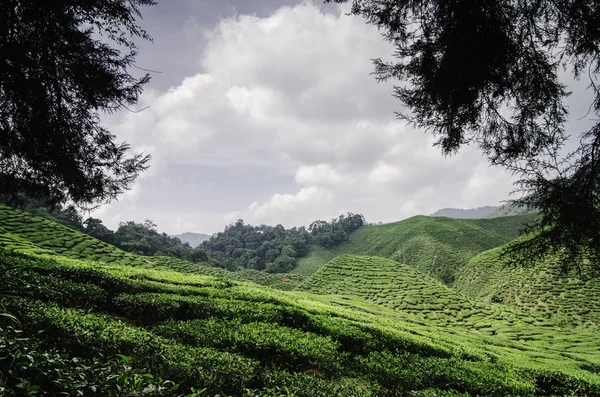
93,0,593,234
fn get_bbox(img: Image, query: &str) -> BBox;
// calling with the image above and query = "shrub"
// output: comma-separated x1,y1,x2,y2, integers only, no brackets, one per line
154,318,345,374
0,327,186,396
7,298,258,395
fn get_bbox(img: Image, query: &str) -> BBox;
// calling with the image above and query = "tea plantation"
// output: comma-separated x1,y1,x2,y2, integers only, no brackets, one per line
294,213,537,284
1,205,600,396
454,245,600,328
0,205,304,291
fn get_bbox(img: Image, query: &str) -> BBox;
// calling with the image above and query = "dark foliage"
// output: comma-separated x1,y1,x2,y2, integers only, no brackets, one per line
0,0,155,208
109,220,209,263
203,213,365,272
327,0,600,273
308,213,367,248
202,220,311,273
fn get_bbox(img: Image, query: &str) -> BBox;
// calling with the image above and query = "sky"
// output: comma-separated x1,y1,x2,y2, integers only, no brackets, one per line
93,0,596,235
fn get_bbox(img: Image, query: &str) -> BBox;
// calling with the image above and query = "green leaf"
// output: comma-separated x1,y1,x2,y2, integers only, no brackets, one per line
116,354,131,363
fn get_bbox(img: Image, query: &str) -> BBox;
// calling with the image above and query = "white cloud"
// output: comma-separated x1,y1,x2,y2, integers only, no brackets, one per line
99,1,521,233
235,186,336,226
460,163,516,207
368,163,402,186
295,164,350,186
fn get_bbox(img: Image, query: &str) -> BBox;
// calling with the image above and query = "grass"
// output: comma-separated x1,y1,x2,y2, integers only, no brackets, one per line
294,213,536,283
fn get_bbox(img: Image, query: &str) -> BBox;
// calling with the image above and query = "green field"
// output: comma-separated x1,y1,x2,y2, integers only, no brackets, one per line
294,213,536,283
1,205,599,396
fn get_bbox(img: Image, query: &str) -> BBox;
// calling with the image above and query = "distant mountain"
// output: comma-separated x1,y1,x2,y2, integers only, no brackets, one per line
484,203,536,218
171,232,211,247
430,206,499,219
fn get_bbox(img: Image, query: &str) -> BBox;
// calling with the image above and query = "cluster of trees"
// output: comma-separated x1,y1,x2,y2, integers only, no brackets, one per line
85,219,209,263
308,213,367,248
203,213,365,273
2,194,365,272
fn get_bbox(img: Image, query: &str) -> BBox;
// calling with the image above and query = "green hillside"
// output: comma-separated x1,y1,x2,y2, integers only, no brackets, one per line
455,245,600,328
1,244,600,394
2,205,600,396
294,213,536,283
0,205,304,290
298,255,569,338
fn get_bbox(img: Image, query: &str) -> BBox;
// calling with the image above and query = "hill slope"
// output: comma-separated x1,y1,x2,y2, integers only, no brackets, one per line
294,213,536,283
455,244,600,328
298,255,566,337
1,207,600,395
0,205,303,290
2,248,600,395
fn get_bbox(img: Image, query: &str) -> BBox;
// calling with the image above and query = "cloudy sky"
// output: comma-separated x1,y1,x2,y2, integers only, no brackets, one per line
94,0,595,235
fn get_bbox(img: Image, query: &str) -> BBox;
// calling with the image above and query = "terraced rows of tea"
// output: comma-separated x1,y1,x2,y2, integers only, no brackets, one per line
3,248,600,396
455,246,600,328
294,213,536,282
0,205,303,290
3,205,600,396
298,255,576,340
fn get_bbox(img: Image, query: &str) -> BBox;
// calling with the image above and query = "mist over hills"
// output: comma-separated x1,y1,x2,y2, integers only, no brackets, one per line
172,232,211,247
430,206,499,218
430,204,536,219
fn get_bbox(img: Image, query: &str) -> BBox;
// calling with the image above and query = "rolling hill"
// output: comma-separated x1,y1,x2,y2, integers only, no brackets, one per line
2,204,600,396
298,255,568,337
0,205,304,290
294,213,536,283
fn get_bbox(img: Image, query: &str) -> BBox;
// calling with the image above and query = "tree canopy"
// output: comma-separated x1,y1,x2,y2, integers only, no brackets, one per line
327,0,600,274
203,213,366,273
0,0,155,207
108,220,209,263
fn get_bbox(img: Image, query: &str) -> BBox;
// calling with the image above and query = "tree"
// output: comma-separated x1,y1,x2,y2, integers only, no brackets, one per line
53,205,84,231
0,0,155,208
83,217,115,244
327,0,600,274
266,255,297,274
